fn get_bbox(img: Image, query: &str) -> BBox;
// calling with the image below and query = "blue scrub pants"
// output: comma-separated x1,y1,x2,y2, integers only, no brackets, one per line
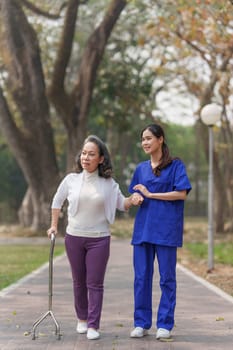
133,243,177,331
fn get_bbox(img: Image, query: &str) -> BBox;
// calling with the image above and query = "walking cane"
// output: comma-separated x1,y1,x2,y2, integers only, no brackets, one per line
31,233,61,340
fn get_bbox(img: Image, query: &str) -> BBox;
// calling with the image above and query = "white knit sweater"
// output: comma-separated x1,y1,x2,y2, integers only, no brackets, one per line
52,170,126,237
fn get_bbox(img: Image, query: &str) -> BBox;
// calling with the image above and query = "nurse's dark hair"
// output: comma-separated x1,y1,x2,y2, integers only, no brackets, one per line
75,135,113,178
141,124,178,176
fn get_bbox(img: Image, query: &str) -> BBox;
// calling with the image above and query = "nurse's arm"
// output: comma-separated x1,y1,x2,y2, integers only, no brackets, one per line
133,184,187,201
148,190,187,201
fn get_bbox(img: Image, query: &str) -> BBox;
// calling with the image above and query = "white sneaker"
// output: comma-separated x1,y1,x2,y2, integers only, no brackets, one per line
156,328,171,339
76,321,87,334
130,327,148,338
87,328,100,340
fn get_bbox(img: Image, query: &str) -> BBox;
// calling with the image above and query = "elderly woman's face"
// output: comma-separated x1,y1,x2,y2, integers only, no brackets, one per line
80,142,104,173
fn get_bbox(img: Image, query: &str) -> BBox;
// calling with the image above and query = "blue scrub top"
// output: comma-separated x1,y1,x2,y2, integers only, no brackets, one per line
129,159,192,247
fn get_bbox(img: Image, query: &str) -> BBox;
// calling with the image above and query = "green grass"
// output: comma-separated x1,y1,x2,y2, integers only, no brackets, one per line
184,242,233,266
215,243,233,265
0,245,65,290
184,242,207,259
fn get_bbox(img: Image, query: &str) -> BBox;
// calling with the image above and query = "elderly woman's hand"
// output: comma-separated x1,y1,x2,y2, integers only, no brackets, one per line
131,192,144,205
47,227,57,238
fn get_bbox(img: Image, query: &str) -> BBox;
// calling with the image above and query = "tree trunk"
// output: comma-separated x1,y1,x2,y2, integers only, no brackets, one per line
0,0,60,230
193,121,201,216
213,152,225,233
219,109,233,232
18,189,33,227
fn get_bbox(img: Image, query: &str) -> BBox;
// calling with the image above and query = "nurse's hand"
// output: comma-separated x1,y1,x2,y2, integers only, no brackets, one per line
133,184,151,198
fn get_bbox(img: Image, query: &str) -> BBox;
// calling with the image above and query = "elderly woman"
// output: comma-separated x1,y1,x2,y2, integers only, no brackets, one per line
47,135,142,340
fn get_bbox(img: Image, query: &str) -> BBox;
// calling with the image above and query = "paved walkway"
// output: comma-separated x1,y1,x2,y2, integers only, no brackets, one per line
0,237,233,349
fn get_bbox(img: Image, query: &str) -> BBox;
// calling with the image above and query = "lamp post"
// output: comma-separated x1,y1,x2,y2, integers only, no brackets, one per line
200,103,221,271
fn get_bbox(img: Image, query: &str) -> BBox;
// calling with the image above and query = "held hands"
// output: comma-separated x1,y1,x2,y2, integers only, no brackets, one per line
130,192,144,206
133,184,151,198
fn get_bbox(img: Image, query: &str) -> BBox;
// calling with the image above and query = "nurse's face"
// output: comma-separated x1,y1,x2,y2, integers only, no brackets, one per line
141,129,163,155
80,141,104,173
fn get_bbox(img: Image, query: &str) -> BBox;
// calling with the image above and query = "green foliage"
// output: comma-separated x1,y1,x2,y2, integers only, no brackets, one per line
90,60,154,133
0,143,26,206
166,123,206,174
0,244,65,290
166,124,196,161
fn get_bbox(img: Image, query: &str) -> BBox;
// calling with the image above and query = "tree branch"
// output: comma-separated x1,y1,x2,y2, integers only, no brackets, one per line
0,85,24,149
48,0,80,124
20,0,67,19
175,29,211,66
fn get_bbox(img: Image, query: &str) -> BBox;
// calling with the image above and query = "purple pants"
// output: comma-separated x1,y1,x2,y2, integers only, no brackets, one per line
65,234,110,330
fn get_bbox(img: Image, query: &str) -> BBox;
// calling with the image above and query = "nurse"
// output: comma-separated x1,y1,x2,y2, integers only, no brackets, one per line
129,124,192,340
